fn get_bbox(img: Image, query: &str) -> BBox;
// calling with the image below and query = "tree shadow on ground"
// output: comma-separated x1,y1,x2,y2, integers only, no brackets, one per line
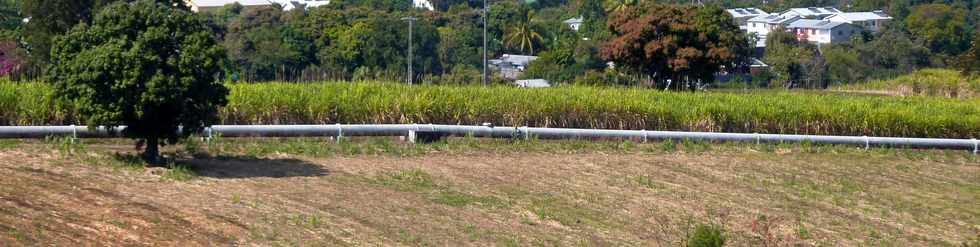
112,153,329,179
184,154,329,179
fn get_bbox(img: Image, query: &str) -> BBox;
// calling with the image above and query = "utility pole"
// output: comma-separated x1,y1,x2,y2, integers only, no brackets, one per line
482,0,489,86
402,16,418,85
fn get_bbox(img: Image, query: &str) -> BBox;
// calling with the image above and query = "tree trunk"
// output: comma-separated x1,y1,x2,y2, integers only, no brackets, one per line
143,138,160,164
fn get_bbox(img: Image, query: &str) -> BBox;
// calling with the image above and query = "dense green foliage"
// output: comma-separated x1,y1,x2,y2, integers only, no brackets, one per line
4,0,980,85
837,69,979,98
48,0,228,161
19,0,186,63
763,27,822,88
905,4,970,56
2,81,978,139
601,4,750,90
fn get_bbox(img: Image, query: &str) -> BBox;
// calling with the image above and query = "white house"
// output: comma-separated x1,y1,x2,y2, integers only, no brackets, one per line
725,8,768,28
786,19,860,44
564,17,584,32
823,11,892,33
779,7,842,19
746,14,800,37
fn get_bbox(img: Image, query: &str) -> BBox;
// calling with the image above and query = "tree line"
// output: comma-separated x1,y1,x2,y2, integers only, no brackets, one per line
761,2,979,89
1,0,980,87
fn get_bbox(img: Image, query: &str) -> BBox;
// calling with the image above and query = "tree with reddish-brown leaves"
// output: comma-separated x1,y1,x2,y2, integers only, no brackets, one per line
600,4,750,90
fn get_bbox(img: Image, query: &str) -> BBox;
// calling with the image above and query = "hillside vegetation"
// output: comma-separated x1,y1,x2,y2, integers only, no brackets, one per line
837,69,980,98
2,81,979,139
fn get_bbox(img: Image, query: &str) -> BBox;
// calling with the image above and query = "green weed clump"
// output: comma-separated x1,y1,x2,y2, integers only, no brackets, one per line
686,224,726,247
838,69,980,98
2,80,978,138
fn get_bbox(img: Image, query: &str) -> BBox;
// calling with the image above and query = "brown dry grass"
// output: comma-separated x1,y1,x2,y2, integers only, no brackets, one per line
0,138,977,246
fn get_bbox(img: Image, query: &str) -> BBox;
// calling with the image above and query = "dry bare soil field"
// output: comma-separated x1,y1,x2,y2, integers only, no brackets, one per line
0,138,977,246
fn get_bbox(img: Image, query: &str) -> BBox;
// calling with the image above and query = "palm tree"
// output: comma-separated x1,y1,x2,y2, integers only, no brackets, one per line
503,10,544,55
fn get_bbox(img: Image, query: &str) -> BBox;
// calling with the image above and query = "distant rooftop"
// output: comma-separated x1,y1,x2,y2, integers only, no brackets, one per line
748,14,800,25
726,8,768,18
787,19,846,29
564,16,583,25
824,11,893,21
187,0,272,8
787,7,841,16
497,54,539,67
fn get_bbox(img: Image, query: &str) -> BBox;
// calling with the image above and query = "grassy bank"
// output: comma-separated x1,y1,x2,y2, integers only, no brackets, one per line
2,80,979,138
1,138,978,245
837,69,980,99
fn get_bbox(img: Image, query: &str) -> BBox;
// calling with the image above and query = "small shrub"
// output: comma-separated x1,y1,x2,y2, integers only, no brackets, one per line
686,224,726,247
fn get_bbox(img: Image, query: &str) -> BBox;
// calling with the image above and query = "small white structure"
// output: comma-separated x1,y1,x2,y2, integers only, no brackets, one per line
515,79,551,88
779,7,842,19
725,8,768,27
823,11,892,33
413,0,434,11
564,17,584,32
786,19,860,44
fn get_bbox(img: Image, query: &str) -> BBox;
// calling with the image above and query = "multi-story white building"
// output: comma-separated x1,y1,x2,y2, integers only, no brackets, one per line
746,14,801,37
823,11,892,33
726,8,769,28
786,19,861,44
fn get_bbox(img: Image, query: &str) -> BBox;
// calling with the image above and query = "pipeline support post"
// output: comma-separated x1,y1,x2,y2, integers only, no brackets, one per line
336,123,343,143
70,125,77,144
408,130,446,144
863,136,870,150
973,138,978,155
204,127,213,143
407,123,446,144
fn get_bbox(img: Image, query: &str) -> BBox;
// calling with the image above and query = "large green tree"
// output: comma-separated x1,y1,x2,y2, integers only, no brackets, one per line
764,27,819,88
905,4,970,56
48,0,228,162
601,4,750,90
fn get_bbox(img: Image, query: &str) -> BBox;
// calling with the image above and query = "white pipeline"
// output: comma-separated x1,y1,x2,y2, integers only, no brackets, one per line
0,124,977,152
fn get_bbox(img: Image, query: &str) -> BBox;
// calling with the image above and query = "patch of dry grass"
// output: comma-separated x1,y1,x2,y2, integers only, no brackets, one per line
0,138,977,246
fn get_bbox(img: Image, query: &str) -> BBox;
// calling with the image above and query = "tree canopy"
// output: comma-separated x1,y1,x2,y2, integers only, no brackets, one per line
48,0,227,162
905,4,970,56
601,4,749,90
